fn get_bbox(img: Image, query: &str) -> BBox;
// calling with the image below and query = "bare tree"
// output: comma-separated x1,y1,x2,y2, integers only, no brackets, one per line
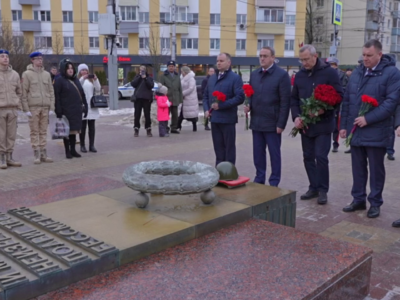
0,23,36,75
52,31,64,55
139,26,170,81
305,0,327,45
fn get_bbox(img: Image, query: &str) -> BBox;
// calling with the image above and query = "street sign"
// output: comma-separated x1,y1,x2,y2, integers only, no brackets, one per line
332,0,343,26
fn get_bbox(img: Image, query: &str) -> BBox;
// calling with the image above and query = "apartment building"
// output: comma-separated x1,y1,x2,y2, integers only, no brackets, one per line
0,0,306,75
312,0,396,65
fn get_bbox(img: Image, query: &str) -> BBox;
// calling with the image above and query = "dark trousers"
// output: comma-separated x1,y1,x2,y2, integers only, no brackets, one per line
211,122,236,166
80,120,95,147
387,129,395,155
134,99,151,129
301,133,331,193
169,105,178,131
178,106,197,131
159,121,168,137
332,113,340,148
351,146,386,207
252,130,282,186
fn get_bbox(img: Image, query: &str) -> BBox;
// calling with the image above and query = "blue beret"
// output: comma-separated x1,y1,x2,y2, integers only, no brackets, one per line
29,51,42,58
0,49,9,55
167,60,175,66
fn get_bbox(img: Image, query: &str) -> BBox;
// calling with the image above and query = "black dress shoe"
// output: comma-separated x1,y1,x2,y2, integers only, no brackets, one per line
344,149,351,154
392,219,400,228
318,192,328,205
367,206,380,218
332,146,338,153
205,125,211,131
343,201,367,212
387,154,395,161
300,190,319,200
80,146,87,153
89,146,97,153
170,130,180,134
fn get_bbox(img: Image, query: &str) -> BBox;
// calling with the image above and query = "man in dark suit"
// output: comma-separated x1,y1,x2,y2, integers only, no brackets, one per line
203,53,244,165
244,47,291,187
340,39,400,218
291,45,344,205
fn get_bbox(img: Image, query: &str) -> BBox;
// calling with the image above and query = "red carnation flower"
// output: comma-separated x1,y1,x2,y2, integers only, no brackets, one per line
361,95,379,107
243,84,254,97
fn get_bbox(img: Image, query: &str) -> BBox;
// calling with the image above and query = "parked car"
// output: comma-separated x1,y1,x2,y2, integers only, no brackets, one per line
118,81,159,100
195,76,206,105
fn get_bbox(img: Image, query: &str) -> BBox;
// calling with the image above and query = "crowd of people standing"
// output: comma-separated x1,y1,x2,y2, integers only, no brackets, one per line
1,38,400,228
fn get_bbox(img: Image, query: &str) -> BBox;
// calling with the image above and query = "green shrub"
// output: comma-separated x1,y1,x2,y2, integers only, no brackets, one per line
127,71,137,82
95,71,107,86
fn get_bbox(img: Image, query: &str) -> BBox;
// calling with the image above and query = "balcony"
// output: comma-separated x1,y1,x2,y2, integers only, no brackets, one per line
366,21,378,31
392,10,400,18
256,0,284,7
367,0,379,11
19,20,41,32
18,0,40,5
119,0,138,5
254,23,285,35
391,44,400,52
174,24,188,34
119,22,139,34
170,0,188,6
392,27,400,35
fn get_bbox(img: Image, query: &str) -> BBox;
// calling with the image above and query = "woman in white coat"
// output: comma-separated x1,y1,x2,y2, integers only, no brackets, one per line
178,66,199,132
77,64,101,153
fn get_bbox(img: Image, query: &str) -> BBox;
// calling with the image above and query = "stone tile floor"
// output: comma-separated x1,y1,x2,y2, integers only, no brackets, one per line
2,104,400,299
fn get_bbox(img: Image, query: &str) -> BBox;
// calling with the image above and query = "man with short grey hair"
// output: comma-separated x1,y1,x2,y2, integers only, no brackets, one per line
244,46,291,186
291,44,343,205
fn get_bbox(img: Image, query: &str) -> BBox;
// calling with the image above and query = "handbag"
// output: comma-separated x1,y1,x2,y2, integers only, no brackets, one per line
130,79,144,103
49,114,70,140
90,86,108,108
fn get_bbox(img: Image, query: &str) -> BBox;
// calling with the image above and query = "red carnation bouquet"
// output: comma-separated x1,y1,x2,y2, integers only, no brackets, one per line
243,84,254,130
344,95,379,147
290,84,342,137
204,91,227,126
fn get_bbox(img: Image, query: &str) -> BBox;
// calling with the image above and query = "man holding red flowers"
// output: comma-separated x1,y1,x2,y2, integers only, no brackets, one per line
203,53,244,165
291,45,344,205
340,39,400,219
244,47,291,187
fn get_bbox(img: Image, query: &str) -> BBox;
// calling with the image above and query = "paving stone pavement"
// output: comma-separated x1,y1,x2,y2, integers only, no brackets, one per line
2,104,400,300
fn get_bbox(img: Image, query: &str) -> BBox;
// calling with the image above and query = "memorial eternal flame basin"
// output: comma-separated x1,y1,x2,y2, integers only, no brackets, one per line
122,160,220,208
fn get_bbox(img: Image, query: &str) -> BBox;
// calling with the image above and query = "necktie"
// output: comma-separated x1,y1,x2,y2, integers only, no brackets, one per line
366,68,372,76
218,73,223,80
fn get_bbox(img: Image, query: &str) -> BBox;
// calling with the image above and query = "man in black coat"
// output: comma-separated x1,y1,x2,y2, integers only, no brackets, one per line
201,68,215,131
130,65,154,137
340,39,400,218
291,45,344,205
245,47,291,187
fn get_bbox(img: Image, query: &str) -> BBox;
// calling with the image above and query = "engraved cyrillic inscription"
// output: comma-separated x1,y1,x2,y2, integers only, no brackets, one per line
0,263,29,289
8,208,117,257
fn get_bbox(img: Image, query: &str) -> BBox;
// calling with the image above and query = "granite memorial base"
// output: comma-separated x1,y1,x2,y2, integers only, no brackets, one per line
0,183,371,299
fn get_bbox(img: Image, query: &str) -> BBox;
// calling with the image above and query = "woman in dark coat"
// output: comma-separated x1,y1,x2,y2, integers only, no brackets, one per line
54,59,88,159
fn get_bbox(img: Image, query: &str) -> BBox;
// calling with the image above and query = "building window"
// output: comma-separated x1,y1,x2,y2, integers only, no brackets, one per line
388,19,391,29
12,10,22,21
257,39,274,50
286,15,295,25
35,36,52,48
188,13,198,24
210,14,221,25
210,38,220,50
13,36,24,48
139,37,149,49
33,11,51,22
285,39,294,51
315,36,323,43
0,11,2,22
390,2,392,10
181,38,198,49
139,12,149,23
394,18,400,28
387,36,390,45
63,37,74,48
63,11,73,23
316,17,323,25
120,37,128,48
160,38,170,49
258,9,284,23
237,14,246,24
89,11,98,23
89,37,99,48
160,12,171,23
175,6,187,21
316,0,324,7
236,39,246,50
120,6,137,21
